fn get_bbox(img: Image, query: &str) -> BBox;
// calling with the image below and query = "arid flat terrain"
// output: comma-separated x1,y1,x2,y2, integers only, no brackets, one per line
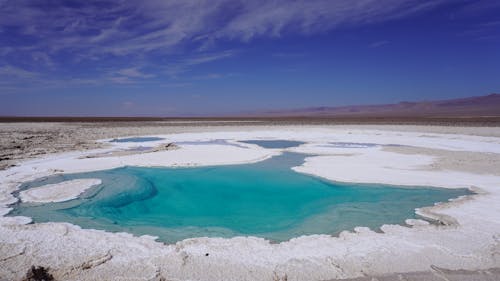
2,118,500,170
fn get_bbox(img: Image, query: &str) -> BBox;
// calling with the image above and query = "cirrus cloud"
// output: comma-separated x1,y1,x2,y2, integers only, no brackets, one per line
0,0,449,58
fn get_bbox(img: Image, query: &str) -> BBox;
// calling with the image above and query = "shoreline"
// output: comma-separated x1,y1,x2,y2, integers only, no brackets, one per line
1,124,500,280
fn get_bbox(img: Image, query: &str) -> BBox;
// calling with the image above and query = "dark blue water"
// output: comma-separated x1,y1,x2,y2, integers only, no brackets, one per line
11,153,470,243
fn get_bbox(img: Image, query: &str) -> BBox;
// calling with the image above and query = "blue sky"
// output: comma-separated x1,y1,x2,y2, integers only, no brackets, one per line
0,0,499,116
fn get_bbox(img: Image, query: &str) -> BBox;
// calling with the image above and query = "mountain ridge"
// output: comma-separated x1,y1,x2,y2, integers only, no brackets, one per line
256,93,500,117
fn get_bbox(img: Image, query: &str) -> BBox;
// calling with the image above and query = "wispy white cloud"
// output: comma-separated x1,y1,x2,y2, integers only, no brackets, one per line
209,0,448,41
0,1,449,58
0,65,39,79
193,72,239,80
164,50,236,78
108,67,158,84
194,73,225,80
0,64,102,91
0,0,454,88
108,76,135,84
115,67,155,79
369,40,390,48
184,51,236,66
31,51,54,67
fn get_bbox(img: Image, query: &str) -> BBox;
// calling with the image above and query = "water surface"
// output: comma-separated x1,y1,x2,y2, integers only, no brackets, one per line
11,153,470,243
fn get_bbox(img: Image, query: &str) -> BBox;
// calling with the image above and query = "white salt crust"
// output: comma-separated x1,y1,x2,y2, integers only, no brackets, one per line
1,127,500,280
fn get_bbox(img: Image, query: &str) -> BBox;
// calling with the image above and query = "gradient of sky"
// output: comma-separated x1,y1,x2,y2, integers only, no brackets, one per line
1,0,499,116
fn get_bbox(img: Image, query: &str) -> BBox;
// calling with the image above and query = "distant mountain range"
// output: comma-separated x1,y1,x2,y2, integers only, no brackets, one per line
256,93,500,117
1,94,498,122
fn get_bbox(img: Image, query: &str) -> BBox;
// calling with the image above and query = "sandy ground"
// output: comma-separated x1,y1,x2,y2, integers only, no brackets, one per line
1,122,500,281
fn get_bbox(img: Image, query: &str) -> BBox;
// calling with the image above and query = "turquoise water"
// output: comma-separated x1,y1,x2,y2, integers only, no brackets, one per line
111,137,164,143
240,140,305,148
11,152,470,243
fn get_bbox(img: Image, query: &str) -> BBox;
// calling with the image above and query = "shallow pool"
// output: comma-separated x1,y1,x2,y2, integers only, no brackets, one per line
11,153,470,243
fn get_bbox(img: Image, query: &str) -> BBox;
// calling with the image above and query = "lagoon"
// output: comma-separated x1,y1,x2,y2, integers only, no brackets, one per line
11,152,470,243
240,140,305,148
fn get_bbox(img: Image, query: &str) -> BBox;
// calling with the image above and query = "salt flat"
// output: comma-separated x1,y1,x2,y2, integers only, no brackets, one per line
19,178,102,203
1,124,500,280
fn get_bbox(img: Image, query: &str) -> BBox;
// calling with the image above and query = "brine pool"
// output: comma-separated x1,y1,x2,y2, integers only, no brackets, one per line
10,140,471,243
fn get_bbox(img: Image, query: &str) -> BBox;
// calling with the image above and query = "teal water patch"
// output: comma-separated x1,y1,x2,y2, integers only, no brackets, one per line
111,137,164,143
11,153,470,243
240,140,305,148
